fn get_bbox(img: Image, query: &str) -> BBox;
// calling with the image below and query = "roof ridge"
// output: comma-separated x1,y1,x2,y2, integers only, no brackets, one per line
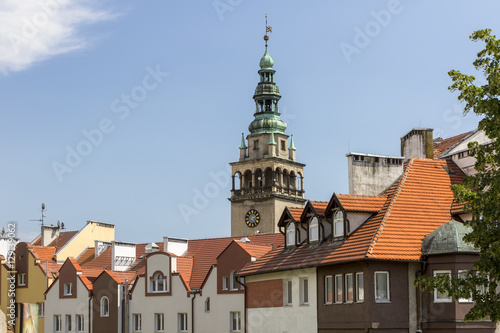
367,158,414,256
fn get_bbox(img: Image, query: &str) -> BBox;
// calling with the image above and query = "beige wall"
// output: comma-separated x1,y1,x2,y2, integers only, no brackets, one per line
56,221,114,263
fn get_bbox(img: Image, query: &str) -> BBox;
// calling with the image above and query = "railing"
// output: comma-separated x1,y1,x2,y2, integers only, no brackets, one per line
231,186,304,198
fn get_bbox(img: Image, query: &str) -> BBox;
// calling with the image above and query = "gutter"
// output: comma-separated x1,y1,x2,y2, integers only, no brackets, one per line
189,288,201,333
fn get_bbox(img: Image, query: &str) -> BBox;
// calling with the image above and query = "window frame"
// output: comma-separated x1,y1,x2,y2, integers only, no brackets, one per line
18,273,26,286
222,276,228,290
75,314,84,333
283,279,293,306
230,311,241,332
374,271,391,303
286,222,296,247
345,273,354,303
100,296,109,317
205,298,211,312
132,313,142,332
458,270,473,303
65,314,72,332
154,313,164,332
325,275,333,304
37,302,45,317
335,274,343,303
230,271,239,291
433,270,452,303
54,315,62,333
151,272,167,293
333,211,344,238
64,283,72,296
178,313,188,332
309,217,319,242
356,272,364,302
299,277,309,305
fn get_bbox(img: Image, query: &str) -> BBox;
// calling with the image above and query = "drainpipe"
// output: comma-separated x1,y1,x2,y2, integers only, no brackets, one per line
123,279,129,333
236,276,246,333
190,288,201,333
89,291,93,333
416,261,426,333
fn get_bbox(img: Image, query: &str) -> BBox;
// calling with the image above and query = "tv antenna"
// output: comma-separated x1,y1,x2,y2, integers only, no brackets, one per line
30,203,46,226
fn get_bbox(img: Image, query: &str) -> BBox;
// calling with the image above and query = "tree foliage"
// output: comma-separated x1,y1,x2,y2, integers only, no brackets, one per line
416,29,500,322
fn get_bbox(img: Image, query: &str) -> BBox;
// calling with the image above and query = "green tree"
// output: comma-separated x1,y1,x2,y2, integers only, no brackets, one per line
417,29,500,322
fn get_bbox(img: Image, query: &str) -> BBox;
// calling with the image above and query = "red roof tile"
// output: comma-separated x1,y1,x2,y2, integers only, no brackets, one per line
310,201,329,216
336,194,387,213
176,256,193,283
81,246,112,270
434,130,475,158
237,241,273,259
239,159,466,276
288,207,304,221
77,247,95,267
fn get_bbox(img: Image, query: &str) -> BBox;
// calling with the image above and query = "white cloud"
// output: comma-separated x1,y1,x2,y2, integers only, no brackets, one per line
0,0,115,74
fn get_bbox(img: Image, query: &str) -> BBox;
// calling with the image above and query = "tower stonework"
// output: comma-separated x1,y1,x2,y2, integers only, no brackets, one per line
229,36,306,237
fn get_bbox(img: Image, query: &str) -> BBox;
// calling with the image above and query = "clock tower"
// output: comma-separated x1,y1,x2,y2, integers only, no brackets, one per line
229,29,306,237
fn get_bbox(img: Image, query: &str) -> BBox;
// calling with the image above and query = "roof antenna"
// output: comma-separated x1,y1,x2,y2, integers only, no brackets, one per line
30,203,46,226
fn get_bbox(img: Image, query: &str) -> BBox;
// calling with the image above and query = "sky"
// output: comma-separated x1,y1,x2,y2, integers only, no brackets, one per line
0,0,497,243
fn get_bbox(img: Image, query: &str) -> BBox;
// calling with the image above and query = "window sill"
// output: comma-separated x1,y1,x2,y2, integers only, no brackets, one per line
434,300,453,303
374,300,391,304
299,303,309,307
283,304,293,308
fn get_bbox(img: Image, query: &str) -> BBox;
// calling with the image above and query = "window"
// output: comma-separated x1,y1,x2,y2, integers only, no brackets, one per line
37,302,45,317
178,313,188,332
253,140,259,150
230,271,238,290
281,140,286,151
458,270,472,303
325,276,333,304
299,278,309,305
356,272,364,302
65,314,72,332
132,314,141,332
335,274,343,303
334,211,344,237
100,296,109,317
151,272,167,292
18,273,26,286
286,222,295,247
309,217,319,242
433,270,452,303
205,298,211,312
154,313,164,332
222,276,228,290
375,271,390,302
54,315,62,332
345,274,354,302
230,312,241,332
76,315,84,332
284,279,293,305
64,283,72,296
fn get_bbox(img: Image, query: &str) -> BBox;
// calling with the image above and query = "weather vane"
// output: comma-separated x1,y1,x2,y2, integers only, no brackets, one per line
264,14,272,46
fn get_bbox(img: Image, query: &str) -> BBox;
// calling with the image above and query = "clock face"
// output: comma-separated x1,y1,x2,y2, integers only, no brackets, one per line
245,209,261,228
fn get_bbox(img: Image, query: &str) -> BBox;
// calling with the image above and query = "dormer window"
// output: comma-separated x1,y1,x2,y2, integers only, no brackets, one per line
151,272,167,292
334,210,344,238
309,217,319,242
286,222,296,247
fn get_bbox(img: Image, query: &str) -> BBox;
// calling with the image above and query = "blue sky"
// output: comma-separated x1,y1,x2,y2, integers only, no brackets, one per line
0,0,497,243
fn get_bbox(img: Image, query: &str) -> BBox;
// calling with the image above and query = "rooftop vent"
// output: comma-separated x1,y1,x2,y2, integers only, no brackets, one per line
145,242,159,254
240,237,251,243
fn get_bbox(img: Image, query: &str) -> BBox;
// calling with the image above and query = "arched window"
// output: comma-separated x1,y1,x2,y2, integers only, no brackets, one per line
151,272,167,292
100,296,109,317
286,222,296,247
205,298,211,312
309,217,319,242
233,172,241,190
334,210,344,237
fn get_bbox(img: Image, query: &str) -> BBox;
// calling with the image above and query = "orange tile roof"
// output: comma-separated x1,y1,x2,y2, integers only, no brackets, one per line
239,158,466,276
310,201,329,216
434,130,475,158
77,247,95,267
237,241,273,259
109,271,137,284
450,199,467,215
32,246,56,261
81,246,112,270
81,267,105,282
336,194,387,212
176,256,193,283
288,207,304,221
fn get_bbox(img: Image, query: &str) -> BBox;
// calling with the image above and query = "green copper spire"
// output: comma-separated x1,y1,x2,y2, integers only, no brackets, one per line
239,133,246,149
289,134,296,150
248,19,287,136
268,132,277,145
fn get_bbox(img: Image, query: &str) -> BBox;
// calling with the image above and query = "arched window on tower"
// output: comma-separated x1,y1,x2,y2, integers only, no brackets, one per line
264,168,273,188
290,171,297,190
244,170,252,190
283,170,290,189
297,173,303,191
233,172,241,191
255,169,263,189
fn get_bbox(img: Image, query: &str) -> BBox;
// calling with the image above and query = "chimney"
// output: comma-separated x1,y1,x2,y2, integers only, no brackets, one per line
401,128,434,160
145,242,159,254
347,153,404,195
41,225,60,246
111,241,136,272
163,237,188,256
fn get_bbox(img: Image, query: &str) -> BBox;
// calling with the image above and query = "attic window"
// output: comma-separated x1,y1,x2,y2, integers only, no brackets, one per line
441,165,455,175
286,222,296,247
334,211,344,238
309,217,319,242
151,272,167,292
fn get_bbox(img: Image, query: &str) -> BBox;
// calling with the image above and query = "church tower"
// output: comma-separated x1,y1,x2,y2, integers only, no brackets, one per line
229,24,306,236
